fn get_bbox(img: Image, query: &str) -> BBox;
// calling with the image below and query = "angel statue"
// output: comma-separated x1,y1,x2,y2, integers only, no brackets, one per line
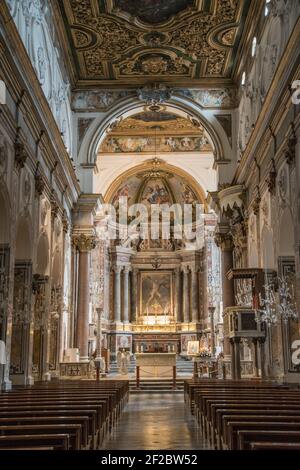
117,348,131,375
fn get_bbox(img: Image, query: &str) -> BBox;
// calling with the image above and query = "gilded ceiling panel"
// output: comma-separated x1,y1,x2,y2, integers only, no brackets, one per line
56,0,251,87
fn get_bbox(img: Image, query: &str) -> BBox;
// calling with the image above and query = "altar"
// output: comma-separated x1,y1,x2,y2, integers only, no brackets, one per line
135,353,177,387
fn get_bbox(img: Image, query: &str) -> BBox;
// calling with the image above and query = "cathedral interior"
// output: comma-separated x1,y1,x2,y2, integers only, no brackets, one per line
0,0,300,453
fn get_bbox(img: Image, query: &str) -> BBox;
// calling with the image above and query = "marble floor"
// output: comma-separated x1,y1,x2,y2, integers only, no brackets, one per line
102,393,211,450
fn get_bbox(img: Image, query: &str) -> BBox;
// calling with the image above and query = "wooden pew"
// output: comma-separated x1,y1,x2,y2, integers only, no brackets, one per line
0,434,69,450
184,379,300,451
0,380,129,450
0,424,82,450
238,430,300,450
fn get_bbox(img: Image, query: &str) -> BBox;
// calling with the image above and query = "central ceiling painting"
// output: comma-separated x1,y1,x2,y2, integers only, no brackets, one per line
115,0,194,25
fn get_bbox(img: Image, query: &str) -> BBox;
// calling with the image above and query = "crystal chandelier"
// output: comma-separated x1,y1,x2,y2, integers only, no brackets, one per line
255,275,298,325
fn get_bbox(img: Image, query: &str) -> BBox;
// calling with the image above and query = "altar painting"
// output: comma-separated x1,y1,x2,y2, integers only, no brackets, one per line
140,272,173,319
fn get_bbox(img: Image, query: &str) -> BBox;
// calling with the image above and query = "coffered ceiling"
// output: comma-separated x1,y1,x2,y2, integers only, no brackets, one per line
55,0,253,88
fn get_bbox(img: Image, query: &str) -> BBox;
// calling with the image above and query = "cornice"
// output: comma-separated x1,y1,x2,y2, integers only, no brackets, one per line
0,2,80,202
51,0,77,87
232,0,264,84
234,18,300,184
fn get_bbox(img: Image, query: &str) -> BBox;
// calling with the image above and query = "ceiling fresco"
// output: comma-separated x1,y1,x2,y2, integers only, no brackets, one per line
115,0,194,25
99,112,213,153
56,0,252,87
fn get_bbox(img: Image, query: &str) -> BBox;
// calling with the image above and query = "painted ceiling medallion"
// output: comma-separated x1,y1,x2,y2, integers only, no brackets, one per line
56,0,251,87
114,0,194,25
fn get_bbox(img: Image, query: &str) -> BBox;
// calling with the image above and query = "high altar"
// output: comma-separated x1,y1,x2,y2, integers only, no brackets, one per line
135,352,176,378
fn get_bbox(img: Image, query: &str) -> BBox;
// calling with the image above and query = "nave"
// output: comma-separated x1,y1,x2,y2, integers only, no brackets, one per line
1,377,300,451
102,393,210,450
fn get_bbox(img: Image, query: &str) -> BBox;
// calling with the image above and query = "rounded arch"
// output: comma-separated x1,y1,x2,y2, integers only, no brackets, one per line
84,95,227,166
104,161,208,210
36,232,50,276
15,216,33,260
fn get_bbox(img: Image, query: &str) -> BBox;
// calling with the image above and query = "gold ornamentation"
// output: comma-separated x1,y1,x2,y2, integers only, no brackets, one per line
58,0,247,85
72,233,98,252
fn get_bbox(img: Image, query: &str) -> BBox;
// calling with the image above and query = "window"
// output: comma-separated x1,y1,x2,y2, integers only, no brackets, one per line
241,72,246,86
265,0,271,16
251,37,257,57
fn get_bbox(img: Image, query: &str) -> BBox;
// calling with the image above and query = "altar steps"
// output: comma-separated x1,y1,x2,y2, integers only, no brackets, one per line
129,379,184,394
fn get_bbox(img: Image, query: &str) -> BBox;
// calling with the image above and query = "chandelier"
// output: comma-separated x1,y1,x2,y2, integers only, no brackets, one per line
255,275,298,326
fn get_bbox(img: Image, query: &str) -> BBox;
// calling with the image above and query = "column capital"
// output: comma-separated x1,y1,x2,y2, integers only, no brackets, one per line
113,265,122,275
123,266,131,275
72,233,98,252
214,231,233,251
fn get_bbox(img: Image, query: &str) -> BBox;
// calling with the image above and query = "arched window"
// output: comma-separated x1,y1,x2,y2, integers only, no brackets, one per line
241,71,246,86
265,0,271,16
251,37,257,57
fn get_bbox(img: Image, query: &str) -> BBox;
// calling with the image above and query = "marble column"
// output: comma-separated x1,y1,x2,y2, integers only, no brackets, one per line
123,267,130,323
191,268,199,323
209,306,216,357
234,338,241,380
259,338,266,379
73,233,97,361
174,268,181,323
114,266,122,323
182,267,190,323
252,338,259,378
131,268,138,323
215,232,234,357
230,339,236,379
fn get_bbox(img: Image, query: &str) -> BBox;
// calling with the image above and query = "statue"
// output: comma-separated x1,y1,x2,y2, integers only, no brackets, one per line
117,348,131,375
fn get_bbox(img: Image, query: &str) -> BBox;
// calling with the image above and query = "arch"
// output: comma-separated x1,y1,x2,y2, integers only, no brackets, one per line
84,95,227,166
36,232,50,276
104,161,208,210
15,216,33,261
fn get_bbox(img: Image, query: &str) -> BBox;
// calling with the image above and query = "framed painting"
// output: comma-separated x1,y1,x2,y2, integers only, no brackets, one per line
140,271,173,317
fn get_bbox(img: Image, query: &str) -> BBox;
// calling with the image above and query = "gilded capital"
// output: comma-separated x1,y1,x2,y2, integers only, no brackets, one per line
72,233,98,252
214,232,233,251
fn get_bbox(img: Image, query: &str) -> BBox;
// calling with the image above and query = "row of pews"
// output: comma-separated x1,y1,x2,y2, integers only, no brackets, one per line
0,380,129,450
185,378,300,450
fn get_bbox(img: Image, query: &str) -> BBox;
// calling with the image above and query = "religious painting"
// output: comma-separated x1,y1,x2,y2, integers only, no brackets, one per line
100,135,211,153
181,333,197,353
141,179,171,206
187,341,200,356
116,334,132,353
115,0,194,24
140,272,173,317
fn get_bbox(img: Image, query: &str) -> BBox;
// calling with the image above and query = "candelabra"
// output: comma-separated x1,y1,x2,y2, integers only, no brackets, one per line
255,275,298,325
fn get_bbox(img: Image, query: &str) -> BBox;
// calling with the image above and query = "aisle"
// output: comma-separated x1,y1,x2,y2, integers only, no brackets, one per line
102,393,211,450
